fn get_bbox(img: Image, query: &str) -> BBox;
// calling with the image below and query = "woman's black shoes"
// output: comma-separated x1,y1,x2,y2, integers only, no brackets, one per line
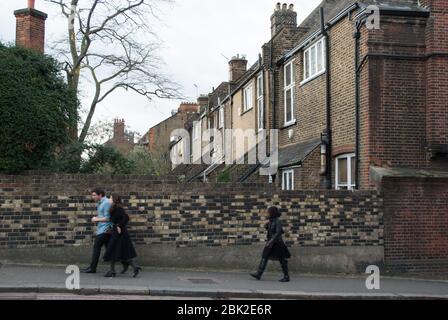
104,271,116,278
133,267,142,278
279,276,290,282
250,273,262,280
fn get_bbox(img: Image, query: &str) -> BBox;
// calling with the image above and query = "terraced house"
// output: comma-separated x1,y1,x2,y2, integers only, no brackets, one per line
171,0,448,192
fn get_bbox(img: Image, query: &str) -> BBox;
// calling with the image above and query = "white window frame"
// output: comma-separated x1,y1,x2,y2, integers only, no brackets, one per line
335,153,356,191
219,107,224,129
284,59,296,126
177,139,184,157
257,74,264,131
243,85,253,113
301,37,326,85
193,121,200,141
282,169,294,191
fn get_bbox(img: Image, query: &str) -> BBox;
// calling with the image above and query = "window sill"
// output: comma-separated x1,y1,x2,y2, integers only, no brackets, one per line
241,107,254,116
281,120,297,129
300,69,326,86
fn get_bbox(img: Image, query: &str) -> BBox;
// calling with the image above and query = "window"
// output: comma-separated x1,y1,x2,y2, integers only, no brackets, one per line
243,85,253,112
282,169,294,191
284,60,295,126
193,121,200,141
302,37,326,84
257,74,264,131
335,153,356,190
177,139,183,157
219,107,224,129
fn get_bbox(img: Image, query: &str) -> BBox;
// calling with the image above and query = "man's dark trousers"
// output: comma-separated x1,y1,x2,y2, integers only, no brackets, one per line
89,233,110,271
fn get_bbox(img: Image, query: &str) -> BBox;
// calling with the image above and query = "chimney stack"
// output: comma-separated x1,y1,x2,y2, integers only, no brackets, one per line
14,0,48,53
114,119,126,139
228,54,248,82
271,3,297,37
178,102,200,114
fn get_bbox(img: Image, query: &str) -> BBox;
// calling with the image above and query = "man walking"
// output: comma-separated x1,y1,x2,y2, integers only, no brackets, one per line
81,188,112,274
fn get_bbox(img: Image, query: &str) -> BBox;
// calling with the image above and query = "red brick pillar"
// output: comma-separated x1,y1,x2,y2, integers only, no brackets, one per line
421,0,448,159
14,2,48,54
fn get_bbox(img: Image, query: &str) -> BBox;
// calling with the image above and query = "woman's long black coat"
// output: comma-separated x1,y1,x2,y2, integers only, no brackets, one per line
262,218,291,261
103,206,137,262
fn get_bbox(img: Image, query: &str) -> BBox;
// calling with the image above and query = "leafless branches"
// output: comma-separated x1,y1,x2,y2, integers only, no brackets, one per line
44,0,181,143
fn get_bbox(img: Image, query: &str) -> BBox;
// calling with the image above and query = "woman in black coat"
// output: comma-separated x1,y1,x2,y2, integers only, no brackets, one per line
250,206,291,282
103,195,141,278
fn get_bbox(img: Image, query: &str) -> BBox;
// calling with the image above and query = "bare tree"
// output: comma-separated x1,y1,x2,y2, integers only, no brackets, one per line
44,0,181,143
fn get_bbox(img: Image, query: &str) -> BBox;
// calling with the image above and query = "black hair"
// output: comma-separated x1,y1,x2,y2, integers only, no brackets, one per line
110,194,123,214
268,206,281,219
91,188,106,197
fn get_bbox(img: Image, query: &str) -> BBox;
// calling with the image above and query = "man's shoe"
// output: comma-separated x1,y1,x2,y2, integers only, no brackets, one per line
104,271,116,278
250,273,261,280
279,276,290,283
81,267,96,274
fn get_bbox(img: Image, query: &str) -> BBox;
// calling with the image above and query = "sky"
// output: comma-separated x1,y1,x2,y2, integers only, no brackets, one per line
0,0,321,139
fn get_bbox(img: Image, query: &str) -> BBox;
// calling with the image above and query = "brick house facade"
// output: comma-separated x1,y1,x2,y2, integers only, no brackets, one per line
172,0,448,193
142,102,200,166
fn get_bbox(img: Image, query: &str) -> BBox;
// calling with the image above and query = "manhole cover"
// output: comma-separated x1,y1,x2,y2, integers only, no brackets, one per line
187,278,218,284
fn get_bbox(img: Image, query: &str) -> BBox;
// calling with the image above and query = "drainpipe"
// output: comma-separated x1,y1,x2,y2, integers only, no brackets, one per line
354,20,362,190
269,39,277,185
353,6,367,191
321,7,332,190
270,40,276,131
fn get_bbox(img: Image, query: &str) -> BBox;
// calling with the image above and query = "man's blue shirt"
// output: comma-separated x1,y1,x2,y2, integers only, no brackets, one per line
96,197,112,235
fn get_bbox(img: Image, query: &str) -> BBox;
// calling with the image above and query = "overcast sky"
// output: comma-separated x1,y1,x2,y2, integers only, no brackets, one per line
0,0,321,138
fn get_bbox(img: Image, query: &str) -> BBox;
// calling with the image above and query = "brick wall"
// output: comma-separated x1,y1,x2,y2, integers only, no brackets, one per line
297,147,325,190
360,15,429,188
422,0,448,152
0,174,383,251
382,177,448,274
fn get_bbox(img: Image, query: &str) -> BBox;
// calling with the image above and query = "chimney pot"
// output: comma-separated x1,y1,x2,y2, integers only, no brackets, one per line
28,0,35,9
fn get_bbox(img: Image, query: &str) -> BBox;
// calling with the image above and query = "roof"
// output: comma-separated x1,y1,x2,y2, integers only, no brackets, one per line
280,0,428,63
276,137,321,168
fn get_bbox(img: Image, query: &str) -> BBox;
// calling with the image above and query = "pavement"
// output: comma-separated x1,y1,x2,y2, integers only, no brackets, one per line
0,263,448,300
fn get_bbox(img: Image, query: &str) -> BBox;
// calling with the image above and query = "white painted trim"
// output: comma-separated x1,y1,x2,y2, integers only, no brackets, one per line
335,153,356,191
282,169,295,191
283,59,296,126
302,37,326,85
